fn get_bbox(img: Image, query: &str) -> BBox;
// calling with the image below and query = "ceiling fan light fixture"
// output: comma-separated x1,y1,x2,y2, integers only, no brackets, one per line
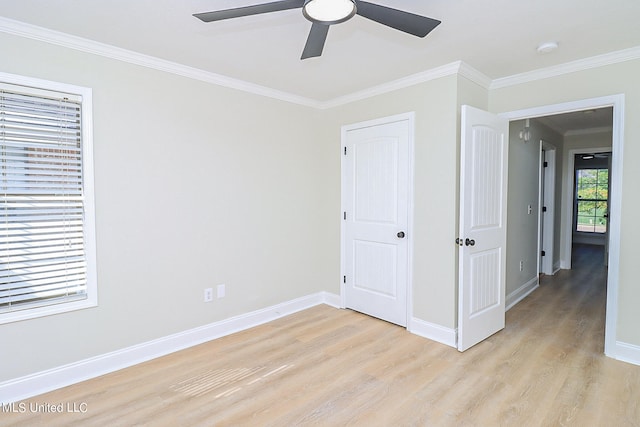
303,0,357,25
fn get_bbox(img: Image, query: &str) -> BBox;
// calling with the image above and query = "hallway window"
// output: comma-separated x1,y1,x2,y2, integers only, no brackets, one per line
575,168,608,233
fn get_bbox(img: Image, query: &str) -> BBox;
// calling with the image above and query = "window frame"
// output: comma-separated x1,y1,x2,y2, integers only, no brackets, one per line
0,71,97,324
574,167,609,234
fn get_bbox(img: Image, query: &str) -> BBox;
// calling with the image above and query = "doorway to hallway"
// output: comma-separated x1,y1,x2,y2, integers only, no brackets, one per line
501,94,623,358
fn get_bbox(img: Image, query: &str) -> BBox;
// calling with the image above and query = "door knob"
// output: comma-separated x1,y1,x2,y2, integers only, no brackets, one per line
465,238,475,246
397,231,406,238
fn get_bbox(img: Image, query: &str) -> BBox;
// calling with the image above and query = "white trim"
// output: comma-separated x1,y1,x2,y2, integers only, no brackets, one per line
3,16,639,110
506,277,539,312
320,291,341,308
409,318,457,348
0,71,98,324
458,62,493,88
320,62,492,109
340,112,417,133
340,112,415,327
0,70,87,97
0,17,320,109
407,115,416,325
500,94,624,361
491,46,640,90
0,292,340,404
614,341,640,366
321,62,464,109
0,17,475,109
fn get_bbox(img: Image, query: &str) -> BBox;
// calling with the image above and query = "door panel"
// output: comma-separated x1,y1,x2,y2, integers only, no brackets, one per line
458,105,509,351
469,249,501,316
354,240,397,297
354,138,399,224
343,118,410,327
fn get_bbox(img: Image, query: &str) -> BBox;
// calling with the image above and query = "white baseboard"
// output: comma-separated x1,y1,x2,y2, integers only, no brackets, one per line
409,317,457,348
613,341,640,366
320,291,341,308
0,291,340,404
506,277,539,311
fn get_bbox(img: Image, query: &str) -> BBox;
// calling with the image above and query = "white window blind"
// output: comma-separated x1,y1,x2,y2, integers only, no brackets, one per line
1,83,90,315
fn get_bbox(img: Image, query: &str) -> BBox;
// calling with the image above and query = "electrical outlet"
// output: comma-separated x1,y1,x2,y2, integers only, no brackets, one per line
519,260,524,271
204,288,213,302
217,284,226,299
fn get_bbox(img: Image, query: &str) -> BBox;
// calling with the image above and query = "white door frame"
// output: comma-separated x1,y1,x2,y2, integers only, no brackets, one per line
538,141,556,276
340,112,415,328
501,94,624,358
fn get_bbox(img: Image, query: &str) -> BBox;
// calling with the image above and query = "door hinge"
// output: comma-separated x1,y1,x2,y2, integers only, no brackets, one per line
343,275,347,283
344,146,347,155
541,250,546,256
542,206,547,212
544,161,548,167
343,211,347,220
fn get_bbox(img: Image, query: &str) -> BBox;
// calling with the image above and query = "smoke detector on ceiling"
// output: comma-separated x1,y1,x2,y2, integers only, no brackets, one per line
537,41,559,54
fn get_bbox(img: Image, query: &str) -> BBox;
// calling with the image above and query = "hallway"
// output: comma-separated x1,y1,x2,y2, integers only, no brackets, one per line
515,243,608,356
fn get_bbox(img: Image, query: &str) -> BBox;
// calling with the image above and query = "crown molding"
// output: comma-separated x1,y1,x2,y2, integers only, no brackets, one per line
2,16,640,109
318,61,465,109
319,61,492,109
458,62,492,89
0,17,483,109
0,17,322,109
490,45,640,90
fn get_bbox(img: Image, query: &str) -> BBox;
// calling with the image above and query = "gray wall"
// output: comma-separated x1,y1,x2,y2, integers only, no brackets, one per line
506,120,542,296
319,74,484,330
505,119,563,298
0,32,334,381
3,26,640,387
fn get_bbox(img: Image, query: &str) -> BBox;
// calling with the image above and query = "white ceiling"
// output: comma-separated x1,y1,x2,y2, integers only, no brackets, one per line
535,107,613,135
1,0,639,103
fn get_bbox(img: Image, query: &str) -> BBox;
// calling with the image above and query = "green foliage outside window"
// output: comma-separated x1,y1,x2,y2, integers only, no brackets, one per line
576,168,608,233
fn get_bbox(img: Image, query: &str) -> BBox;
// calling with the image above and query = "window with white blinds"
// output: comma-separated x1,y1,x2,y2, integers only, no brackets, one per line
1,75,96,323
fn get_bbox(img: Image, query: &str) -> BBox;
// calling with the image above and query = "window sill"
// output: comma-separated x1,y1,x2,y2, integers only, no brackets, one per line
0,298,98,325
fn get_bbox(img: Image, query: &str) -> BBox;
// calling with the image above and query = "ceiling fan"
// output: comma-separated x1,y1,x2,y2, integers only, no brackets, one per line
193,0,441,59
581,153,610,160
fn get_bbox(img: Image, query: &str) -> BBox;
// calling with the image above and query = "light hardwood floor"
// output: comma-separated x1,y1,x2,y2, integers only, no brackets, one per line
3,245,639,426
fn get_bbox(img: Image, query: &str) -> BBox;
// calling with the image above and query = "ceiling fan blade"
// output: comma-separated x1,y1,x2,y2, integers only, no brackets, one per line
354,1,441,38
301,23,330,59
194,0,305,22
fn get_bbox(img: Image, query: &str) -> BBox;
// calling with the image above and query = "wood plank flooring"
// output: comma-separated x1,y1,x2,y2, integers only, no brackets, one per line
2,244,639,426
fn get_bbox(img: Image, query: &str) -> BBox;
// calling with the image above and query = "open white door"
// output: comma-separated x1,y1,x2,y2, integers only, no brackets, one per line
458,105,509,352
539,144,556,276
